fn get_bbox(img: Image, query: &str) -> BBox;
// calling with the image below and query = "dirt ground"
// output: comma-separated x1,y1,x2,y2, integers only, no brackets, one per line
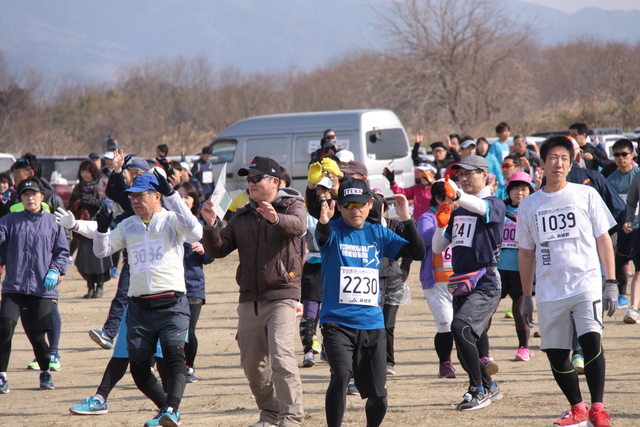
1,253,640,427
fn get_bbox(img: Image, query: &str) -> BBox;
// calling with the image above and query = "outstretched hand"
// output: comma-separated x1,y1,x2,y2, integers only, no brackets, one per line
319,199,335,224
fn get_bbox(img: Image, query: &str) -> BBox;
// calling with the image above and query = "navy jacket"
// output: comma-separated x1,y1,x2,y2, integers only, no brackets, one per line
184,219,214,301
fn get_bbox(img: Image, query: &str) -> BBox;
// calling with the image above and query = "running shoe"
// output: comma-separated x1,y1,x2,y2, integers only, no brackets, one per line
27,358,40,370
347,383,359,396
617,294,629,309
0,374,9,394
39,371,55,390
552,406,588,427
386,364,395,375
515,346,531,361
159,407,180,427
49,354,61,371
533,330,541,338
481,356,499,375
302,351,315,368
623,308,640,324
456,386,491,411
311,336,322,354
69,395,108,415
437,361,456,378
588,407,612,427
27,355,61,371
186,366,198,383
111,267,120,279
89,329,115,350
504,307,514,318
247,422,277,427
571,354,585,374
320,349,328,362
486,382,503,401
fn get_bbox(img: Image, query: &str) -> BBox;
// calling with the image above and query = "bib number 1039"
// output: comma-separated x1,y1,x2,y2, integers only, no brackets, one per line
339,267,379,306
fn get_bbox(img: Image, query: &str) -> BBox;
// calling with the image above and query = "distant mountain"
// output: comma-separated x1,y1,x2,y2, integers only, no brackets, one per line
1,0,639,84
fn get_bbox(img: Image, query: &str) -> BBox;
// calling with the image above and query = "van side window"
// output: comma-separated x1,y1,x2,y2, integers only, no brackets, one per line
366,129,409,160
210,140,237,164
246,137,289,166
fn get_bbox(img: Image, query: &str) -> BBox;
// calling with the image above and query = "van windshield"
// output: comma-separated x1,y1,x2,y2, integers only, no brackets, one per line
365,129,409,160
209,140,237,164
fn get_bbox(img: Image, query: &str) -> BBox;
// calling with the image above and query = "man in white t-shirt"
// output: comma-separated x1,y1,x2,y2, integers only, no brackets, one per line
517,136,617,427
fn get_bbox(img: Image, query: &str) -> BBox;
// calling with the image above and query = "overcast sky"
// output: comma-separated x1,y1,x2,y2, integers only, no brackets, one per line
521,0,639,13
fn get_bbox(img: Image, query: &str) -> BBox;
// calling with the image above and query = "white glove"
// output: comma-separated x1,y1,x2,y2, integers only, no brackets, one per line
55,207,76,230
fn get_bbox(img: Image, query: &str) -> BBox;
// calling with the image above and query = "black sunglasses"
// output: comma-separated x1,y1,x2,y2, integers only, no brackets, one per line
246,175,271,184
613,152,631,157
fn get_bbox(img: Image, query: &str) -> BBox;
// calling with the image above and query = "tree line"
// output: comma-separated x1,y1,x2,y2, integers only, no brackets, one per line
1,0,639,157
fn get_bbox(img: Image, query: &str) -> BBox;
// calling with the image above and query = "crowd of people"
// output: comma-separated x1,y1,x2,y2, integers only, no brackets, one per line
0,122,636,427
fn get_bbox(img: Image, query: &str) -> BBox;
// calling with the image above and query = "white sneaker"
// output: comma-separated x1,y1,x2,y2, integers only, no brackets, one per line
302,351,315,368
624,308,640,324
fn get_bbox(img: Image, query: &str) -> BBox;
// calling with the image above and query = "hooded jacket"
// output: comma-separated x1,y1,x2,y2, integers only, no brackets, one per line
203,188,306,303
0,209,69,298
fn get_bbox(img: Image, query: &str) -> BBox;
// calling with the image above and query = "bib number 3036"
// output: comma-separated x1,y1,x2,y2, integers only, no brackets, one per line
129,239,165,274
339,267,379,306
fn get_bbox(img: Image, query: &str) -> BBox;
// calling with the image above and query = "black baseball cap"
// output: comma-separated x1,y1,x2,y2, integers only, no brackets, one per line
238,156,282,178
338,178,372,205
18,177,43,195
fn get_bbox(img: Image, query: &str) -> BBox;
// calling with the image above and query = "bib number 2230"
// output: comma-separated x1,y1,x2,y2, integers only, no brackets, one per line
339,267,379,307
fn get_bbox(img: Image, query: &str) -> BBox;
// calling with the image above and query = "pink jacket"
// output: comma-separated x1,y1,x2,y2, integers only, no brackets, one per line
390,182,433,219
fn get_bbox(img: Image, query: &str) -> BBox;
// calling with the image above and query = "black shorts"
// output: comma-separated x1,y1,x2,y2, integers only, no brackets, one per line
499,269,523,299
127,296,190,353
0,293,53,332
321,322,387,399
453,287,501,338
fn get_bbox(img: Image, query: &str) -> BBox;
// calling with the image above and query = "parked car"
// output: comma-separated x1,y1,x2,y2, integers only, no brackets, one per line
0,153,17,174
38,155,90,206
204,109,415,197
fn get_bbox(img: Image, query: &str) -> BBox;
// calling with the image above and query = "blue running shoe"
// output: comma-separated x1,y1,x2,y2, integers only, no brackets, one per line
0,374,9,393
145,407,181,427
618,294,629,309
39,371,55,390
89,329,114,350
159,407,181,427
69,395,108,415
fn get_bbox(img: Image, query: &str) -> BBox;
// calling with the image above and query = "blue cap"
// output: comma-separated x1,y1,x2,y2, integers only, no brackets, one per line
123,174,159,194
124,158,151,172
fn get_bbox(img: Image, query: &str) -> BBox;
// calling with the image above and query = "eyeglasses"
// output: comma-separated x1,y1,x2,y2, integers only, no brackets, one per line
501,163,516,170
128,191,150,200
432,149,446,155
614,152,632,157
341,201,367,210
246,174,271,184
457,170,481,179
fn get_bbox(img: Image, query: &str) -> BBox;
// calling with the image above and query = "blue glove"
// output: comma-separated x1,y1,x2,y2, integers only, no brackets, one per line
44,269,59,291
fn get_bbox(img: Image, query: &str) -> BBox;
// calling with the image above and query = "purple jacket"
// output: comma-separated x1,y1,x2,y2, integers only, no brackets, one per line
0,210,69,298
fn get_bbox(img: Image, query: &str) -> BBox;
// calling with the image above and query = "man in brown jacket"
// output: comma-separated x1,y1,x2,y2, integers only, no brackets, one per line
201,156,306,427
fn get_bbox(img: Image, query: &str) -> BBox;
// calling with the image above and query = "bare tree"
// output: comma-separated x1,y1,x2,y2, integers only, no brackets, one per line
373,0,536,133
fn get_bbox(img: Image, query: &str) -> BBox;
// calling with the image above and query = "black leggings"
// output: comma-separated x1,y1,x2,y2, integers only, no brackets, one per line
96,356,168,399
451,319,493,387
185,300,203,368
325,368,387,427
129,341,186,410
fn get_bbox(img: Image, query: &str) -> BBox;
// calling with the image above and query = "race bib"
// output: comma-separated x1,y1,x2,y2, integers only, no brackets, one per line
442,244,453,269
536,205,579,243
451,216,477,247
129,239,165,275
502,222,518,249
339,266,379,306
202,171,214,184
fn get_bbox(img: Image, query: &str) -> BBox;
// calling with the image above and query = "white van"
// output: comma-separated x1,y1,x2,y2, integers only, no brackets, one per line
207,109,415,197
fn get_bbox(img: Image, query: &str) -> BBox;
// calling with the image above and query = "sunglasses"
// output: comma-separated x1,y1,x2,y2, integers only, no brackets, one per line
613,152,632,157
246,174,271,184
341,201,367,210
501,163,516,169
